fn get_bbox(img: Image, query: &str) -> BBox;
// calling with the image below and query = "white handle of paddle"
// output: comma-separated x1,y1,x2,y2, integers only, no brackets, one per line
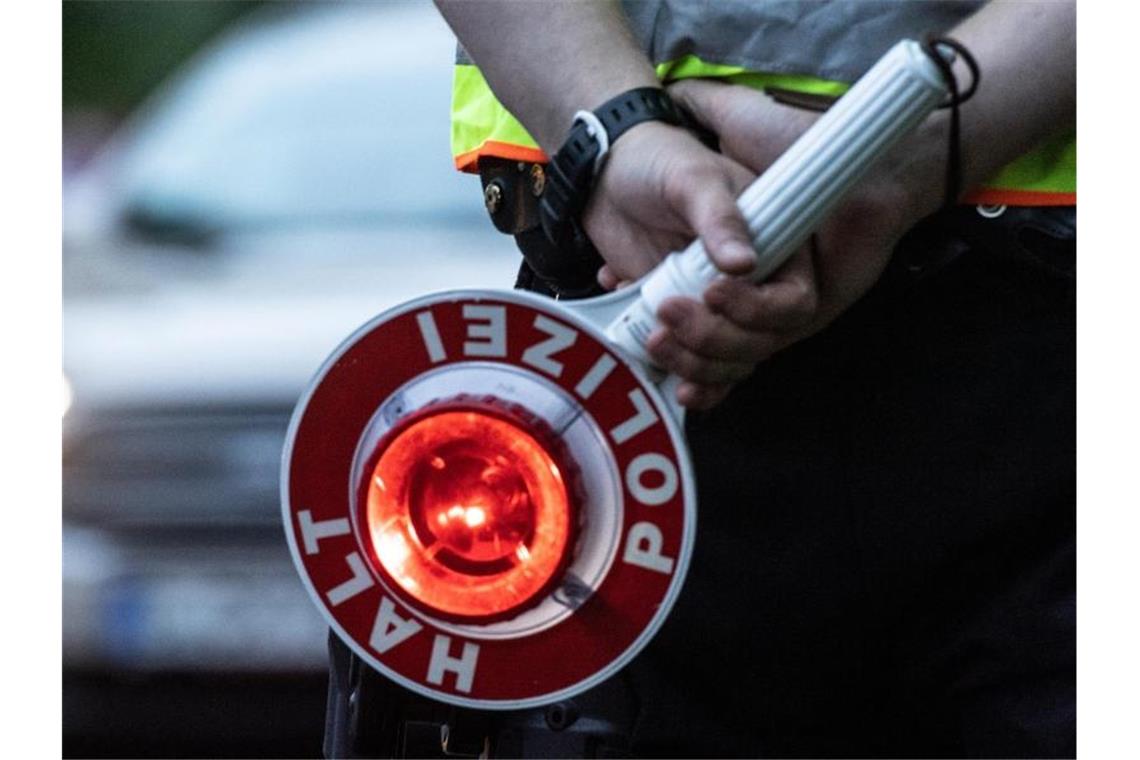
606,39,951,364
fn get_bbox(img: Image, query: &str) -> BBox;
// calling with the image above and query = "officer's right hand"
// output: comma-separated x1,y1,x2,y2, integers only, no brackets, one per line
584,121,757,287
587,119,823,410
587,120,819,410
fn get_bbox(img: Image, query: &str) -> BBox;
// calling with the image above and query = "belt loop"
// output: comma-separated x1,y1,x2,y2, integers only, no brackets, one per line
976,204,1007,219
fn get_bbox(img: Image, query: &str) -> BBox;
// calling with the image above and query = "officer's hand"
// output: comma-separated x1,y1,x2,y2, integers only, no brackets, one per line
645,245,819,409
592,86,822,410
583,121,757,288
654,79,942,408
586,119,794,410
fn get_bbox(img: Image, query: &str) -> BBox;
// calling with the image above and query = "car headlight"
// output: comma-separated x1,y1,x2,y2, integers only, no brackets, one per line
63,373,73,418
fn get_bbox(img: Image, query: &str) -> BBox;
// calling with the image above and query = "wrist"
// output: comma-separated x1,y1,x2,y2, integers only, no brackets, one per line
533,73,660,153
537,87,684,262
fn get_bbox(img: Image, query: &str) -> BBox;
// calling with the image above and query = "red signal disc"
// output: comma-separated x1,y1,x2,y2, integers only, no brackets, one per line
283,291,695,709
361,407,575,621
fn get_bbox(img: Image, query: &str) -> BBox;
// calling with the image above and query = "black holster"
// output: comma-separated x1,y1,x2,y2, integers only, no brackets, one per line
478,157,607,300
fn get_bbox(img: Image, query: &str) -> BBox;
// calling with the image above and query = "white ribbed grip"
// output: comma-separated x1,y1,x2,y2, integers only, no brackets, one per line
607,39,950,364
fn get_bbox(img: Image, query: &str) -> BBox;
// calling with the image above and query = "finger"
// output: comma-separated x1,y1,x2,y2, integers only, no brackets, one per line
599,265,635,291
705,276,817,334
704,245,819,333
668,79,735,135
597,265,620,291
657,296,778,362
583,192,691,281
646,328,755,385
670,78,818,174
676,381,732,411
663,158,756,277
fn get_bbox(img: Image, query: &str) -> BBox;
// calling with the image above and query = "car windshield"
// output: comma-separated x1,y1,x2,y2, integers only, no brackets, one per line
64,2,513,298
85,2,489,238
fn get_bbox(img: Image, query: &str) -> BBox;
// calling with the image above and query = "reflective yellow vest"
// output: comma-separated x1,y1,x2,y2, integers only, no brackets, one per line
450,3,1075,207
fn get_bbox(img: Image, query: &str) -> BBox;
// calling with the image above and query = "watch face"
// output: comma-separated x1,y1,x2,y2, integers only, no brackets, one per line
283,289,696,708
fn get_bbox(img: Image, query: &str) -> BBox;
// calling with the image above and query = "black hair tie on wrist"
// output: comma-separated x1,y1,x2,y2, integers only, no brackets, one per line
920,35,980,210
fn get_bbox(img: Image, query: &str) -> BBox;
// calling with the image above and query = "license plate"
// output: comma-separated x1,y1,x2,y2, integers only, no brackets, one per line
101,571,328,671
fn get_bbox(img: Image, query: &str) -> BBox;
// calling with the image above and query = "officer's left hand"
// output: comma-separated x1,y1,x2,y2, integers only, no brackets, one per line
643,245,819,409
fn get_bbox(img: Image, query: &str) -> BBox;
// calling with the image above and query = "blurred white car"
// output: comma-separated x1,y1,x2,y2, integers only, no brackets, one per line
62,2,516,753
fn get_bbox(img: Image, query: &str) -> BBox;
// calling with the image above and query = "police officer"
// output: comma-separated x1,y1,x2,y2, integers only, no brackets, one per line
327,2,1075,756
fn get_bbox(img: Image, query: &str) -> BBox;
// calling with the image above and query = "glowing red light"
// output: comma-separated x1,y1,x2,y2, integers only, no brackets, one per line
363,408,575,620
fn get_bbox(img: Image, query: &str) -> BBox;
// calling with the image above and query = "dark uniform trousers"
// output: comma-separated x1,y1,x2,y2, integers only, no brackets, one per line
624,204,1075,758
325,203,1075,759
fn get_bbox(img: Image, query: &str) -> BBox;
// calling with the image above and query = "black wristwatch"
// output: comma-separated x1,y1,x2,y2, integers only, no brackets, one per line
536,87,686,282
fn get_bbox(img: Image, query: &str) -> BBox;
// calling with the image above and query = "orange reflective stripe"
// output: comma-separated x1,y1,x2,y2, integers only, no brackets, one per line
454,140,550,173
961,187,1076,207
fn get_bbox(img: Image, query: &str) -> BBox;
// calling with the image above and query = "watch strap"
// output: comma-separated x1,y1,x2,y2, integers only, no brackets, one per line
538,87,684,263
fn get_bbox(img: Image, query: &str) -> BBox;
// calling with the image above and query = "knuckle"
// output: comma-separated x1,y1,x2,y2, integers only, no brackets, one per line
678,352,707,381
671,360,696,384
791,279,819,317
648,334,677,364
704,204,745,242
675,314,715,350
730,291,766,327
661,160,701,211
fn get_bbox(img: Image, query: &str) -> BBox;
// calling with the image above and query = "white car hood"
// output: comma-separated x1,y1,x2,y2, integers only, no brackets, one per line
64,229,519,409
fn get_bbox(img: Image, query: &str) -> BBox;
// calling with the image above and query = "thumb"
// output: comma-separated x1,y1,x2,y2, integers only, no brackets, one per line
670,158,757,276
668,81,758,275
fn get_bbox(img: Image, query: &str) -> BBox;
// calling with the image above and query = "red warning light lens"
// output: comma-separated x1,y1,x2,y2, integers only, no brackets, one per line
363,409,574,620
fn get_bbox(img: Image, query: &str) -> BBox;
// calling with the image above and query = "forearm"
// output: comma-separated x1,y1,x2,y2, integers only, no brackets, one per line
954,0,1075,188
434,0,658,151
895,0,1076,216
